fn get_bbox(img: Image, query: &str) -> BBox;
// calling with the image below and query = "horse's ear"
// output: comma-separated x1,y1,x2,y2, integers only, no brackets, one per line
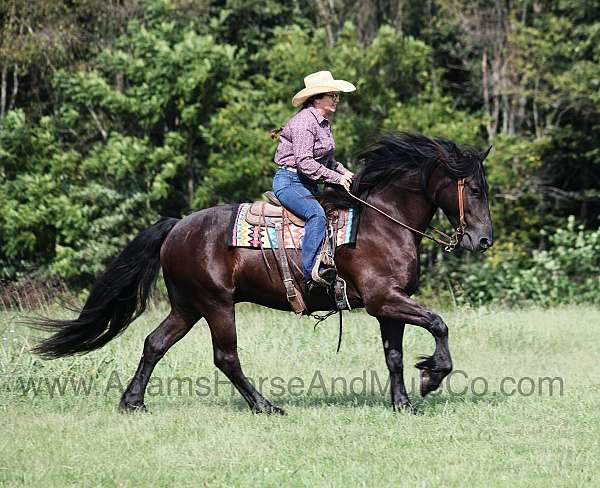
481,145,493,163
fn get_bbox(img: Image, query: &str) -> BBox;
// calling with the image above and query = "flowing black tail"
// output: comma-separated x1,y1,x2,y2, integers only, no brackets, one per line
31,217,180,358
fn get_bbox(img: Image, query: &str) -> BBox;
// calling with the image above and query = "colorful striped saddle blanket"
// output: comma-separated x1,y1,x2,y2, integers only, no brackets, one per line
228,202,359,249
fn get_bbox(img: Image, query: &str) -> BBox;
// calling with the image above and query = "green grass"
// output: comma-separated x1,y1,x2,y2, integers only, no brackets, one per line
1,305,599,487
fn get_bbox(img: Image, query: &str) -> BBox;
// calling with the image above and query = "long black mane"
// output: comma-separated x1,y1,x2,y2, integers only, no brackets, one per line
322,132,487,207
356,132,485,192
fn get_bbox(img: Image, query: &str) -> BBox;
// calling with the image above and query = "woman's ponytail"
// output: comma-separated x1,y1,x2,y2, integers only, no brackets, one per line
270,127,283,140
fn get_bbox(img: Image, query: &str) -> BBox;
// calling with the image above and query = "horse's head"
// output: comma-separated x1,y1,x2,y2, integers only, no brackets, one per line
349,133,494,253
430,144,493,253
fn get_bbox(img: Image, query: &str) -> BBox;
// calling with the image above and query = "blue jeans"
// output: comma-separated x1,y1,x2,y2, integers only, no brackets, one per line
272,168,326,279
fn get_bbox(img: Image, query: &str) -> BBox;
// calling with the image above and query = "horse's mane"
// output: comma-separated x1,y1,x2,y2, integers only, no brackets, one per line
321,132,487,208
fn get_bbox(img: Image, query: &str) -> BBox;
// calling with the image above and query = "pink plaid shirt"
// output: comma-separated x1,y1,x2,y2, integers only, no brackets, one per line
274,107,347,184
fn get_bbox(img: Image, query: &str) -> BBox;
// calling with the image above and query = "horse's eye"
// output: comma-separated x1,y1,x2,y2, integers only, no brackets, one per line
470,187,481,196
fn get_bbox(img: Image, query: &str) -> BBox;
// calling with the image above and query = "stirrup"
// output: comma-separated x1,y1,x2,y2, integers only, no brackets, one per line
311,265,337,287
333,277,351,310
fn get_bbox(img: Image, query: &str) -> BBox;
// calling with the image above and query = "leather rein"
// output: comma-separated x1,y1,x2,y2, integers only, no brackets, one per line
344,178,466,252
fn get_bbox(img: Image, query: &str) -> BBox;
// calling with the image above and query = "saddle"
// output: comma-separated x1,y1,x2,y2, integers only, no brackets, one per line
244,191,347,230
243,192,350,315
245,192,305,227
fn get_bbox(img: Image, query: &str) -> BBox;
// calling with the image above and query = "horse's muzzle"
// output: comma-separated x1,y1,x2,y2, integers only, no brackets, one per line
460,231,493,252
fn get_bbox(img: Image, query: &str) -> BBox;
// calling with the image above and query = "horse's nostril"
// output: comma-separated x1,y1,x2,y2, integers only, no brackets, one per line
479,237,492,250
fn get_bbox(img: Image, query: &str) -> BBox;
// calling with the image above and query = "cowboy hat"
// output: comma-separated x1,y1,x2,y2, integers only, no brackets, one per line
291,71,356,107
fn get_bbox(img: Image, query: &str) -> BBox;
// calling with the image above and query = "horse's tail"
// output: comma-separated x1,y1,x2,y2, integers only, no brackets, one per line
31,217,180,359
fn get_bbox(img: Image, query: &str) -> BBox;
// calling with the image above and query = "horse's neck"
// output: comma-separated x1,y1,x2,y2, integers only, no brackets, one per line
365,185,437,245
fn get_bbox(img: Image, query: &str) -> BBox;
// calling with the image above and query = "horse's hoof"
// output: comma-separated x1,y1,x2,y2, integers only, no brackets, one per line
394,402,420,415
270,405,286,415
419,370,433,397
253,403,286,415
119,401,148,413
419,368,446,397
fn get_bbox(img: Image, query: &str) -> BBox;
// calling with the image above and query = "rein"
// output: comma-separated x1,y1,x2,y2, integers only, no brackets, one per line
344,178,466,252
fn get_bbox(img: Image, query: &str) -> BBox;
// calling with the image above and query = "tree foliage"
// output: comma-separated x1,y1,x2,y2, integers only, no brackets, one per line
1,0,599,305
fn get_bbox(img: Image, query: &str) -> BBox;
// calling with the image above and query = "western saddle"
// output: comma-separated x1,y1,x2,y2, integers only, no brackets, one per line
244,191,348,315
245,191,305,228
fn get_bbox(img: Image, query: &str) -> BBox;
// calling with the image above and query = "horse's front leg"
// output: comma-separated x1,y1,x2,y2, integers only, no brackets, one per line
368,292,452,397
377,318,416,412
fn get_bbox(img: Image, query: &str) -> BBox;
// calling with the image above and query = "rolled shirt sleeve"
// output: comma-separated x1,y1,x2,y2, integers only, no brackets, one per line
291,122,342,184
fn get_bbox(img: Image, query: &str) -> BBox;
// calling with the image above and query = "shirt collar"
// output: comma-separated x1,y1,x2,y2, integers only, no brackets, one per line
308,106,329,125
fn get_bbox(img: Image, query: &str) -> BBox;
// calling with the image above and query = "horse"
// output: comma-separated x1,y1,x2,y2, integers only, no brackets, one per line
30,132,493,414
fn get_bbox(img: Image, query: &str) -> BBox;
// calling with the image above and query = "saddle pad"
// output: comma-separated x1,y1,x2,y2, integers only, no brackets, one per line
228,203,359,249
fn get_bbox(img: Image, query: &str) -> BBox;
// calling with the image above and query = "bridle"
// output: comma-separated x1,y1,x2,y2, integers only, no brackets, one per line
344,177,467,252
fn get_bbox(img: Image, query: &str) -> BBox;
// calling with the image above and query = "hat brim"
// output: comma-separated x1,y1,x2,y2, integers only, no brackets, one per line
292,80,356,107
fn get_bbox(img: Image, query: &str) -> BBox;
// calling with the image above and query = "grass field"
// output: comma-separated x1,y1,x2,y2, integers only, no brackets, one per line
1,304,599,487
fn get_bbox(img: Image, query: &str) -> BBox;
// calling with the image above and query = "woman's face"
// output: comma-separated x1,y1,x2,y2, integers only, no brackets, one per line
314,92,339,117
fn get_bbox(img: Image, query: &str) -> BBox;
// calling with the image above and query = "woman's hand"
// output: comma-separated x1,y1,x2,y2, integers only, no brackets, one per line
339,173,353,192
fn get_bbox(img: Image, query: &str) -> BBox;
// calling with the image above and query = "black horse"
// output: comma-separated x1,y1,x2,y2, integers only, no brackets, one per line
31,133,493,414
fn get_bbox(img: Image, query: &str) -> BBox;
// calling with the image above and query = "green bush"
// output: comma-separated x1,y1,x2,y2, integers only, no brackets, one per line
438,216,600,306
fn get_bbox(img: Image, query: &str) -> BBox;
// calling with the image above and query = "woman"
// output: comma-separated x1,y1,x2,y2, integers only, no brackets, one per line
273,70,356,287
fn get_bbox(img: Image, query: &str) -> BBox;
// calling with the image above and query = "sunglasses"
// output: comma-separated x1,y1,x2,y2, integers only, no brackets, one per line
324,92,340,102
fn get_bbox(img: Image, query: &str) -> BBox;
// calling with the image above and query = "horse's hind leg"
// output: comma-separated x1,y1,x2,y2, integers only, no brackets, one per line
205,303,285,415
119,310,197,412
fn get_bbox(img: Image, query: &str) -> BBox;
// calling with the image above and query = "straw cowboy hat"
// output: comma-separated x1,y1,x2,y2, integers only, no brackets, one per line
292,70,356,107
